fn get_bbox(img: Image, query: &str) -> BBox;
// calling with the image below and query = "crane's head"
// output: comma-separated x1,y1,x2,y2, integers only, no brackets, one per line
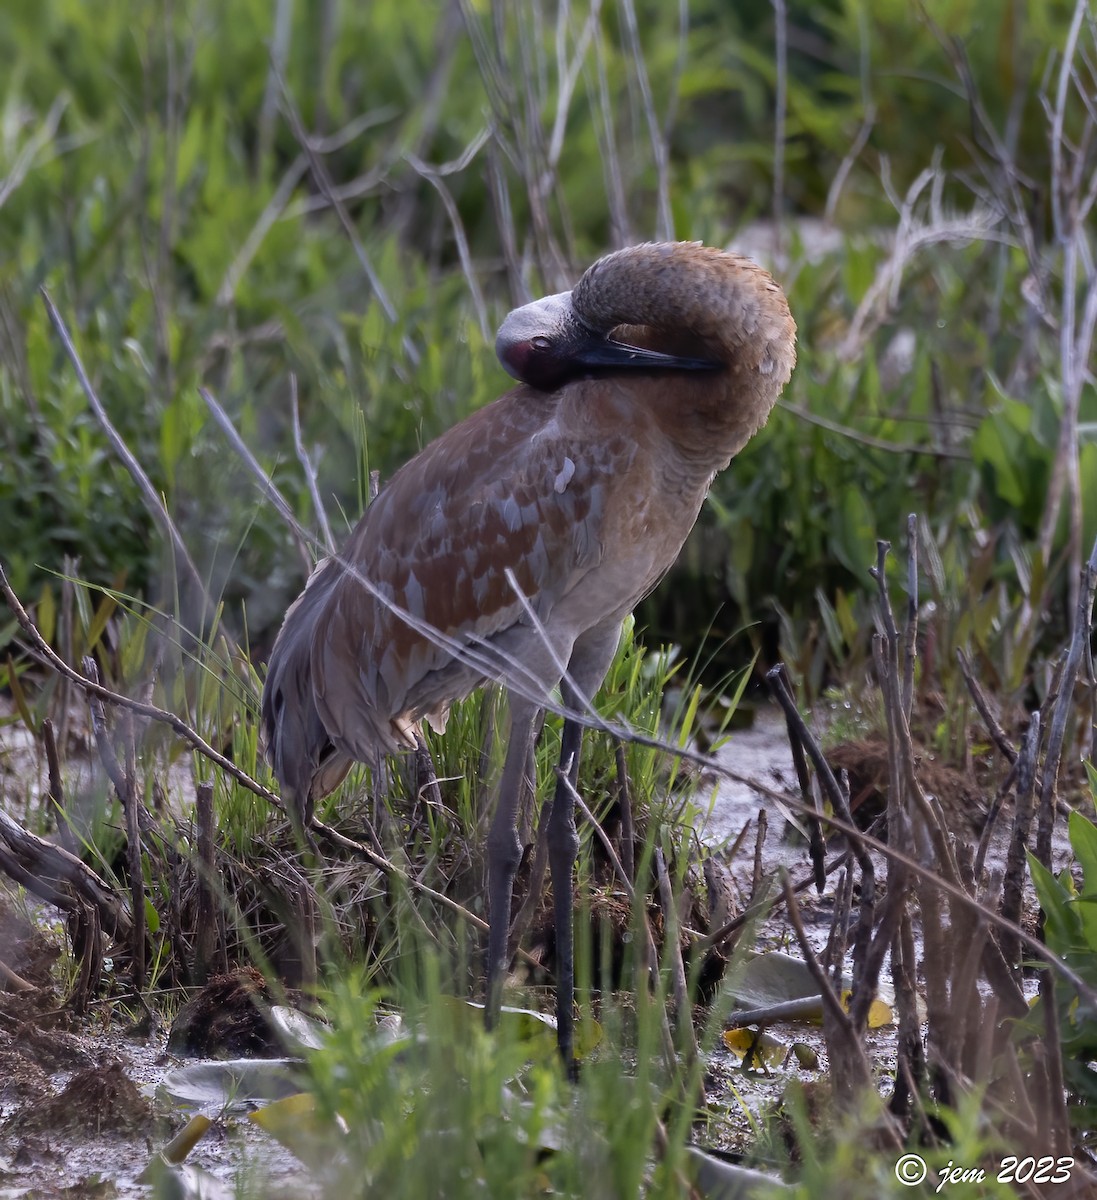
496,290,719,391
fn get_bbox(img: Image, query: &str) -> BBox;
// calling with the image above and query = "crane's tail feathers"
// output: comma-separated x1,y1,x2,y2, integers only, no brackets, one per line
261,558,353,824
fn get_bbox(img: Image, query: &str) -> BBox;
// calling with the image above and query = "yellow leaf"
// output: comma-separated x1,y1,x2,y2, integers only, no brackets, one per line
839,989,894,1029
158,1113,212,1165
249,1093,342,1167
722,1027,787,1067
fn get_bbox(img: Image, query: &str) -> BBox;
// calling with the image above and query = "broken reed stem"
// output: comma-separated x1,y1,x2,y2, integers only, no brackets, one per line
870,541,961,887
901,513,918,718
290,373,337,555
943,843,991,1079
1000,714,1041,969
614,740,636,884
655,846,701,1076
957,648,1019,767
766,666,864,857
767,664,877,996
654,847,688,1018
1040,971,1070,1156
870,541,957,1054
41,717,77,857
122,712,146,993
750,806,767,901
84,656,131,801
69,899,103,1014
889,911,925,1117
822,865,852,980
1035,533,1097,868
973,756,1019,879
194,780,216,984
780,869,877,1106
778,683,825,892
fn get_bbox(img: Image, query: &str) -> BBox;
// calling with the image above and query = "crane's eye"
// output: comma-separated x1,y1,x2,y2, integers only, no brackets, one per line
531,336,552,351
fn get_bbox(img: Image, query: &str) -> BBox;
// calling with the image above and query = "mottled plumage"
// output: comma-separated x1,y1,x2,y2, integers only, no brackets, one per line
261,241,796,1069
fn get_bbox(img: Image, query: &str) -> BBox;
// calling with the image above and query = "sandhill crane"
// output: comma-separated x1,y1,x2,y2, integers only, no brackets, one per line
261,241,796,1069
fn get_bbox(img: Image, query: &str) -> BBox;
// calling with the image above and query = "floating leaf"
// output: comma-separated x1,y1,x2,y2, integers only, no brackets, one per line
685,1145,791,1196
269,1005,332,1054
249,1092,346,1168
728,953,893,1027
722,1027,787,1068
791,1042,820,1070
728,952,826,1008
158,1059,304,1112
140,1157,234,1199
444,998,602,1060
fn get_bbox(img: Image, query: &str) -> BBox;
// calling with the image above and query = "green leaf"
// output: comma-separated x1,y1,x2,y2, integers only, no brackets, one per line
1029,852,1083,954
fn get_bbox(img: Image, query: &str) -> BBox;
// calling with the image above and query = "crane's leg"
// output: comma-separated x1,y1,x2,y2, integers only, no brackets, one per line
484,695,540,1028
547,621,622,1076
547,682,584,1079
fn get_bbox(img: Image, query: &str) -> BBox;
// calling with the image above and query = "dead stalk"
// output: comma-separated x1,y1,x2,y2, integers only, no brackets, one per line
122,711,146,993
1035,534,1097,867
1000,715,1041,968
767,664,876,998
290,373,336,555
614,740,636,884
199,385,314,573
42,718,77,857
194,781,217,984
270,65,418,367
780,870,878,1109
957,648,1019,767
750,806,767,902
776,676,825,892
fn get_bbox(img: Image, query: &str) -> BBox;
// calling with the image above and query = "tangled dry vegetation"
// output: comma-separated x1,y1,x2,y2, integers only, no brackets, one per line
1,515,1097,1195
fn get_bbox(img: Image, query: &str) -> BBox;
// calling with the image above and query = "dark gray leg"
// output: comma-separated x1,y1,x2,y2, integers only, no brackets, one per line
484,696,540,1027
548,682,584,1078
546,619,623,1075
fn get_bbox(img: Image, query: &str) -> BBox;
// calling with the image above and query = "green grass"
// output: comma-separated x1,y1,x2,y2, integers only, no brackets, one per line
3,0,1092,700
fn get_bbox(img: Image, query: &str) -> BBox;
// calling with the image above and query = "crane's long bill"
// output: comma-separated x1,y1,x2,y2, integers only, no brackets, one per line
572,334,719,374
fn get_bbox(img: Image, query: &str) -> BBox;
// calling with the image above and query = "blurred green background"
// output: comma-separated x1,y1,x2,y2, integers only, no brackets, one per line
2,0,1093,693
